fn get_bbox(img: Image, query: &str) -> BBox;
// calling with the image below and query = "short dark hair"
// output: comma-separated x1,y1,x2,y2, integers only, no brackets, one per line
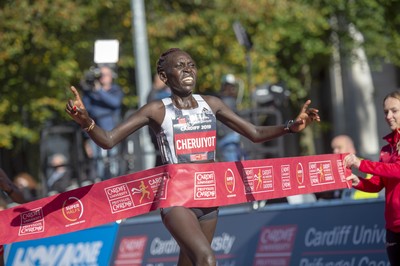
156,48,183,75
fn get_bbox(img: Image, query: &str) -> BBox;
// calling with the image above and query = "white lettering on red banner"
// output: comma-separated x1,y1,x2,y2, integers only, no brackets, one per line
281,165,291,191
194,171,217,200
0,154,351,245
19,208,44,236
243,166,274,194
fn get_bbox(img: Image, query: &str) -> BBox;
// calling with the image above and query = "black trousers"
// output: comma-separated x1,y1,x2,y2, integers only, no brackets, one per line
386,229,400,265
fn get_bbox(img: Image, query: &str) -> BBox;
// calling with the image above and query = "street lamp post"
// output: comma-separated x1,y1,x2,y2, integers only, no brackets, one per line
233,21,253,105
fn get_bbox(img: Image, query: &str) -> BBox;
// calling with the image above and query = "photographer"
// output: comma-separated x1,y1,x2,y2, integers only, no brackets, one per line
81,65,124,181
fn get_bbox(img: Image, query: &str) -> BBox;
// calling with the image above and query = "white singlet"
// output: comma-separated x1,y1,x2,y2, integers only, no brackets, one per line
157,94,217,164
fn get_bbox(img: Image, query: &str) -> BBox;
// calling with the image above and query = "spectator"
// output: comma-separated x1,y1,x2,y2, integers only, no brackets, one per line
331,134,357,155
147,74,171,167
0,168,26,266
216,74,246,162
315,135,357,200
46,153,74,195
332,135,384,200
0,168,25,205
147,74,172,103
82,65,124,180
345,90,400,265
13,172,39,201
0,197,7,211
81,138,98,185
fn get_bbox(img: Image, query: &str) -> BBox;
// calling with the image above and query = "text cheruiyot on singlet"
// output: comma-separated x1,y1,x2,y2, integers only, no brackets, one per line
158,95,217,164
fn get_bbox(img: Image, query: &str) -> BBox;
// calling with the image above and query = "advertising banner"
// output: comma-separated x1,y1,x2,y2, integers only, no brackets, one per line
111,200,388,266
5,222,119,266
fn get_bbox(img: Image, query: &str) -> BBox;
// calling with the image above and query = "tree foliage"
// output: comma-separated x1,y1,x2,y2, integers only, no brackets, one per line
0,0,133,149
0,0,399,159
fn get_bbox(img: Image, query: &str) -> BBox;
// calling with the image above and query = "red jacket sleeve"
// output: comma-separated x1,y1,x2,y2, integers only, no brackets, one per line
359,156,400,179
353,174,384,192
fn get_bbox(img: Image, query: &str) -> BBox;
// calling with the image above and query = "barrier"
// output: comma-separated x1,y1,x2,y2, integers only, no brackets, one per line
110,199,388,266
5,199,388,265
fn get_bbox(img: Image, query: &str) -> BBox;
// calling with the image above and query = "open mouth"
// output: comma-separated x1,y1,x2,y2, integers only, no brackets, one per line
182,76,193,81
182,76,194,84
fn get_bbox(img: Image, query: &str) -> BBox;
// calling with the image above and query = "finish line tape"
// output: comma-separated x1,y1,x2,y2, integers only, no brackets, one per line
0,153,350,245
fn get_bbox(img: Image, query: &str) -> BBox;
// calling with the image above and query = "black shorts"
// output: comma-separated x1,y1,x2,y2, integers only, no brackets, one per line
160,206,219,221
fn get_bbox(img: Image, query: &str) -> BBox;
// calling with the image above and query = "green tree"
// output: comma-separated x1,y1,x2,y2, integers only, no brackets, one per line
1,0,400,174
0,0,134,175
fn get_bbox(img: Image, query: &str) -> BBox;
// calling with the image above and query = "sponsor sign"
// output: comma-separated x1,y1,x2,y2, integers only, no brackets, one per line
6,222,118,266
5,200,387,265
110,200,388,266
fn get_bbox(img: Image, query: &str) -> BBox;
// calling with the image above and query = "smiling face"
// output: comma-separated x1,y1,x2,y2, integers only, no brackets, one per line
383,96,400,131
159,50,197,96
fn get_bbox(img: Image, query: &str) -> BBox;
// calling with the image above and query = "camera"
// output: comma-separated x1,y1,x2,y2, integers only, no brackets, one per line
81,66,102,92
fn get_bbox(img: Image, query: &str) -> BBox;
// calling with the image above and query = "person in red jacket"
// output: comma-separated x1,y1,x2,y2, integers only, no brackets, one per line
345,90,400,265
